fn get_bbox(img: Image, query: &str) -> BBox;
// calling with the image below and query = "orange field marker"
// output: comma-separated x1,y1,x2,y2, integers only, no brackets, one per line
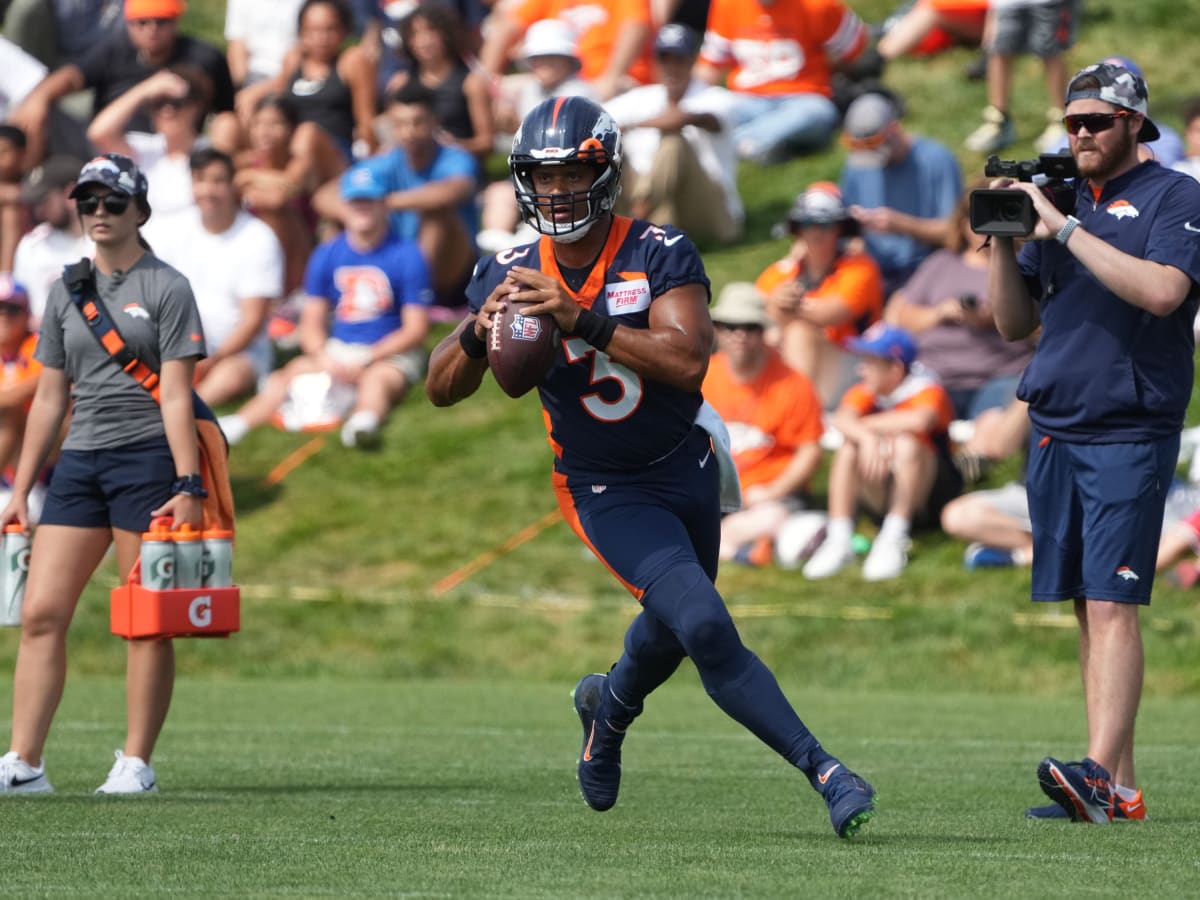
432,509,563,596
262,435,327,486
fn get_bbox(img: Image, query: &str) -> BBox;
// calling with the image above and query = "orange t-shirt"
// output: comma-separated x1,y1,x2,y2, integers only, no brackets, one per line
700,0,866,97
839,373,954,451
0,333,41,407
755,251,883,346
703,348,823,491
507,0,654,85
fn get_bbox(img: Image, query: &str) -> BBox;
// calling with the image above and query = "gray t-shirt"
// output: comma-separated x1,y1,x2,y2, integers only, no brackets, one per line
36,254,207,450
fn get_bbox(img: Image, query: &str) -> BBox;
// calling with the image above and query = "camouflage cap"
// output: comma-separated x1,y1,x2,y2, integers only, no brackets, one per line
1065,62,1160,142
68,153,149,199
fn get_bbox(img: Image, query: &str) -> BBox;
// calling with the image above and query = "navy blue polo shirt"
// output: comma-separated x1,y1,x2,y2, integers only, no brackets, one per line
1017,161,1200,442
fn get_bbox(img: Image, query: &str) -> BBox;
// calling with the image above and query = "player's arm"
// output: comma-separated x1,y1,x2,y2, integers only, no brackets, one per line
426,278,513,406
507,265,711,392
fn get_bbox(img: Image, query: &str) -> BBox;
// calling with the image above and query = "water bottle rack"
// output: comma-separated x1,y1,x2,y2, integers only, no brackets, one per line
110,558,240,640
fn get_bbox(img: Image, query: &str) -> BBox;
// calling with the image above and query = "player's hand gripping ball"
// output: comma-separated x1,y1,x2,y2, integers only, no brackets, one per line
487,302,561,398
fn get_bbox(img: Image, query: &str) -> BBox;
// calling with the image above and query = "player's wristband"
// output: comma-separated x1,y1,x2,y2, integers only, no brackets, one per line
1056,215,1082,246
459,323,487,359
571,309,617,351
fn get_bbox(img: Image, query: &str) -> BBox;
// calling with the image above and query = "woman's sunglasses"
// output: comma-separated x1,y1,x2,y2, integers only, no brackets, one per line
76,193,131,216
1062,110,1135,136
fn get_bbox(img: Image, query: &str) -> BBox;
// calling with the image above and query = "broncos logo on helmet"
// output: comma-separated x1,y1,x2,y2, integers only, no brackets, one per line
510,96,622,244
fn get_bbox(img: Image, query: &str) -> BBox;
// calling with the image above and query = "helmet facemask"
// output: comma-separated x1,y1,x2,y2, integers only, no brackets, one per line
512,159,621,243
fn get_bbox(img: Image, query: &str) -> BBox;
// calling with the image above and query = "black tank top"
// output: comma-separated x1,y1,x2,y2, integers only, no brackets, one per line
286,54,355,150
426,64,474,142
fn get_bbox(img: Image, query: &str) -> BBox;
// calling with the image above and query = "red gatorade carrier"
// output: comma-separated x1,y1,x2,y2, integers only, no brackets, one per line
111,516,240,639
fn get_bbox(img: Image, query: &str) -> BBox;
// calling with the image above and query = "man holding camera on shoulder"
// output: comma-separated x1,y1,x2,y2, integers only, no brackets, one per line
987,62,1200,825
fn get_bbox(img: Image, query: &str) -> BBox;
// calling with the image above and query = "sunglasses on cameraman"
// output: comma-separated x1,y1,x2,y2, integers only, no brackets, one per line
76,193,131,215
1062,110,1136,135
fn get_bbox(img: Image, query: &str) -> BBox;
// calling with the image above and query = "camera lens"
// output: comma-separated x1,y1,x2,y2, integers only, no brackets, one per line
999,198,1025,221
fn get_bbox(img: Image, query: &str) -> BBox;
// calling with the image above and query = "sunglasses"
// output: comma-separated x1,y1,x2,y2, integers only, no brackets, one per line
149,96,189,112
715,322,765,334
76,193,131,215
1062,110,1135,135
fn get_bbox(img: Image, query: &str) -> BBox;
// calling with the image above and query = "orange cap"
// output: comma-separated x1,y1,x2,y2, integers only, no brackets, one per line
143,517,174,541
201,529,233,540
172,523,202,541
125,0,185,20
4,522,25,534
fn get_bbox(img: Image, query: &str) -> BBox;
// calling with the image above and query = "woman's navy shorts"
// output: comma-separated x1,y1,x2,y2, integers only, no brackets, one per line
39,437,176,532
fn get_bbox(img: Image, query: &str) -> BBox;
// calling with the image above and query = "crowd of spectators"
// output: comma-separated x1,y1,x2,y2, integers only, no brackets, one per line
1,0,1198,579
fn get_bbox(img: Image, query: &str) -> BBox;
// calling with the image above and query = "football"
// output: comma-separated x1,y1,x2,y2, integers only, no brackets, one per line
487,302,561,398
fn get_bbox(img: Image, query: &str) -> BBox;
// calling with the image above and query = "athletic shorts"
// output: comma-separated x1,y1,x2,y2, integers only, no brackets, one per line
40,437,176,532
1025,428,1179,604
991,0,1079,58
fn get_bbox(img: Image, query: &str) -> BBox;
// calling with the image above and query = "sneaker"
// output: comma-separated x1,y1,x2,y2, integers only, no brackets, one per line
1037,756,1113,823
1035,107,1067,154
964,106,1016,153
0,751,52,794
817,761,877,838
95,750,157,795
340,411,381,450
572,674,625,811
802,533,855,580
1027,788,1146,821
861,531,909,581
963,543,1016,570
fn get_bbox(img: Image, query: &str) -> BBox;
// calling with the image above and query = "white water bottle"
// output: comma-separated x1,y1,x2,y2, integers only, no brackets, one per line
0,523,30,626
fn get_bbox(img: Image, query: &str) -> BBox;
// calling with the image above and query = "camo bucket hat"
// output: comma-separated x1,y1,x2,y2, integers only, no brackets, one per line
1065,61,1160,142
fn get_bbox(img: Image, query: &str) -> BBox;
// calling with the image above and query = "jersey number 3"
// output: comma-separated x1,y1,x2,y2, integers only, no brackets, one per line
563,337,643,422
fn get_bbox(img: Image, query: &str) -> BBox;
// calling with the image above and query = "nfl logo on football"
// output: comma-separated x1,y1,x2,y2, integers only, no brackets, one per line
510,315,542,341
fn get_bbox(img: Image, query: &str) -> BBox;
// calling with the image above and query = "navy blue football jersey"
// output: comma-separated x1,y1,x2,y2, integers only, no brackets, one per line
467,216,711,473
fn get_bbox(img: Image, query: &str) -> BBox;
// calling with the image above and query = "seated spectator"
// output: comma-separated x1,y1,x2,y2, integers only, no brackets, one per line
839,90,962,296
696,0,866,164
315,82,478,313
226,0,377,160
0,124,30,272
0,36,94,166
152,148,284,407
1172,96,1200,182
10,0,234,164
233,93,348,296
803,323,960,581
387,4,494,160
876,0,987,62
225,0,305,91
754,182,883,408
0,275,41,476
479,0,654,102
219,164,432,449
605,25,742,245
702,282,824,565
13,154,92,326
86,65,215,244
883,182,1034,421
1,0,122,71
477,20,594,255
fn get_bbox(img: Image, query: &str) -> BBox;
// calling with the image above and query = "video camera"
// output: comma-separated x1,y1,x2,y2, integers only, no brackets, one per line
969,152,1079,237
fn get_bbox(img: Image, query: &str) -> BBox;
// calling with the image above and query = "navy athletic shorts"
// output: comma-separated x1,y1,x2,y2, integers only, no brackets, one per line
40,437,176,532
1026,427,1179,604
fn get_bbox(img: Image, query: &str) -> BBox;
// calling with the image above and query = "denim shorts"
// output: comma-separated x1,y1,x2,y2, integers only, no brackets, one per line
40,437,176,532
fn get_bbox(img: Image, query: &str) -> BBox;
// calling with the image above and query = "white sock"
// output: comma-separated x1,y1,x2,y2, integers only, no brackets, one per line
218,414,249,446
825,517,853,545
879,514,911,540
1114,784,1139,801
345,410,380,432
1012,547,1031,566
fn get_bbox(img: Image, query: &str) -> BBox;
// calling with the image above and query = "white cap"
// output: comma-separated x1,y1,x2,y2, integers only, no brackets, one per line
522,19,580,61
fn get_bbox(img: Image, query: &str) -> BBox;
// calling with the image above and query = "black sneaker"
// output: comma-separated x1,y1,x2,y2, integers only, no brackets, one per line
572,673,625,812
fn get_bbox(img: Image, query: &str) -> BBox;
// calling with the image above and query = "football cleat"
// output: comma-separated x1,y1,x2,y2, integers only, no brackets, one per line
1027,787,1146,821
818,761,877,838
1037,757,1113,823
572,673,625,812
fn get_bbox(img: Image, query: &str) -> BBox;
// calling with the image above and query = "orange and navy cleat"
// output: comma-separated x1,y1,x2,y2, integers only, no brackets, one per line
1036,757,1115,823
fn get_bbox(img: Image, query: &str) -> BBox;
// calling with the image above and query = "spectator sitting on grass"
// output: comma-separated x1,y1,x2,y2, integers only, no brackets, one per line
219,163,432,450
803,323,960,581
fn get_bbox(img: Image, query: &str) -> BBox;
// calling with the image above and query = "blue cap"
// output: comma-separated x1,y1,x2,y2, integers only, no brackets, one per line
655,24,700,57
340,164,388,201
846,323,917,367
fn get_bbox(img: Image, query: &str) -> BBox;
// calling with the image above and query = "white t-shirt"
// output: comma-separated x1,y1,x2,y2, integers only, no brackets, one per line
604,80,743,226
0,37,47,120
126,131,196,243
12,224,94,327
152,208,284,372
1173,158,1200,183
225,0,305,83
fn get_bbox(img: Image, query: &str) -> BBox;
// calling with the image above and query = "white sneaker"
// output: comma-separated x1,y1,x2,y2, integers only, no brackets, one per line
0,751,52,794
340,410,381,449
95,750,157,795
862,531,910,581
1035,107,1067,154
964,106,1016,153
802,533,855,580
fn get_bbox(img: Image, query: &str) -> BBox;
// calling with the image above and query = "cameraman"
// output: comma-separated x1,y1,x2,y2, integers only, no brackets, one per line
988,62,1200,824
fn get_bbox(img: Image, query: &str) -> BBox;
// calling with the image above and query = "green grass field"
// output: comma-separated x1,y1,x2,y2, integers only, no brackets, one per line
3,0,1200,895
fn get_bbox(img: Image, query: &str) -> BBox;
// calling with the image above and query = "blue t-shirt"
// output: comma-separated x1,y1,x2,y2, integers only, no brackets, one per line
1017,161,1200,441
840,136,962,282
468,217,711,474
366,145,479,241
304,229,433,345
